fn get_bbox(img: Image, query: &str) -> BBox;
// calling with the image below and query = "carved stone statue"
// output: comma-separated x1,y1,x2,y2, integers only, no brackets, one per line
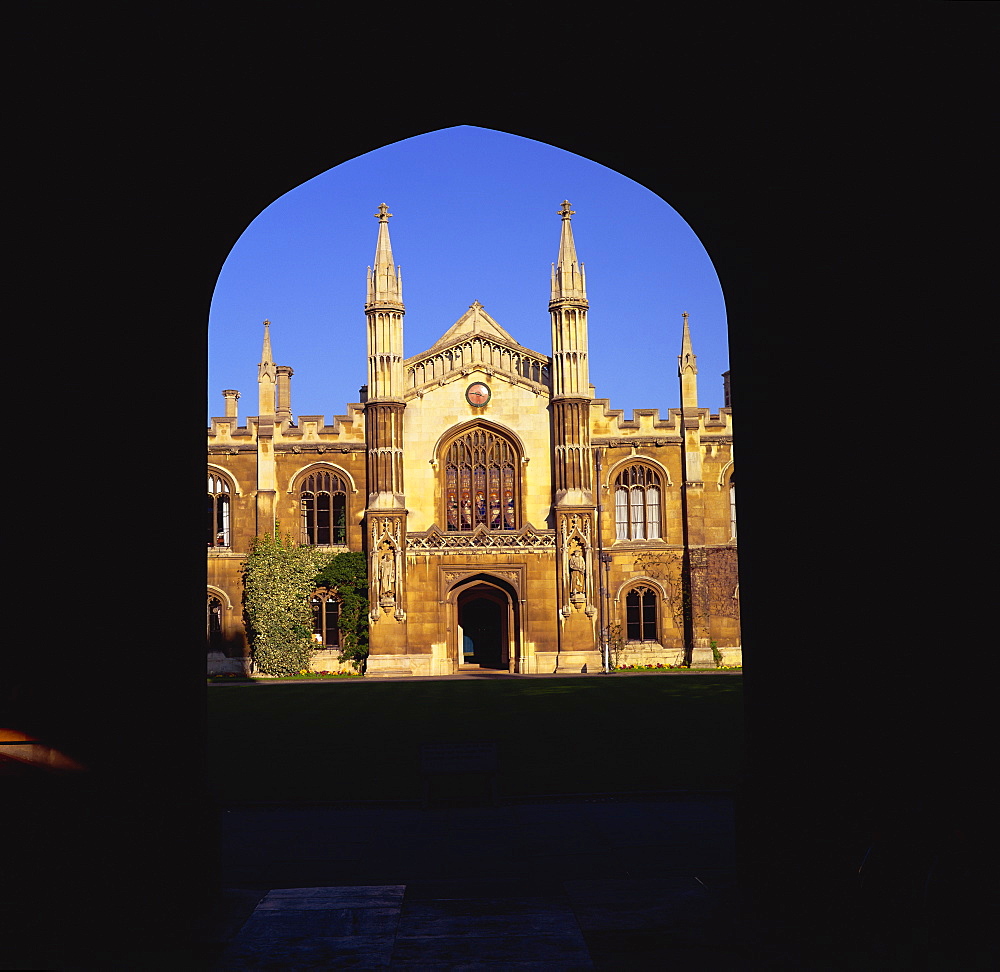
378,548,396,598
569,548,586,595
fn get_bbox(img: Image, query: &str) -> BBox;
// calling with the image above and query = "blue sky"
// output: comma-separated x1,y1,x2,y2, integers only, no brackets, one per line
208,126,729,423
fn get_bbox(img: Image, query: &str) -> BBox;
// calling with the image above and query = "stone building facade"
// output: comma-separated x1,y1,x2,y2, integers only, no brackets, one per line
207,202,739,676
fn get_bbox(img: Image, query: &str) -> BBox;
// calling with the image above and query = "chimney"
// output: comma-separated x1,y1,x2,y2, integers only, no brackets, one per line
223,389,240,420
276,366,294,424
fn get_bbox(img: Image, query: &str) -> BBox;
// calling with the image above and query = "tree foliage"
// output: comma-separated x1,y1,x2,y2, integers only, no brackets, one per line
242,532,333,676
313,551,369,672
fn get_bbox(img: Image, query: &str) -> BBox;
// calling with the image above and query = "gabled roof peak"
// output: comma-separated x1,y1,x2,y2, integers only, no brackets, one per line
427,301,523,352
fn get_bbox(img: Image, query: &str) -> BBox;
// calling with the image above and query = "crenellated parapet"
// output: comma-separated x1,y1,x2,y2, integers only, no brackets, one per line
589,400,732,439
209,402,368,448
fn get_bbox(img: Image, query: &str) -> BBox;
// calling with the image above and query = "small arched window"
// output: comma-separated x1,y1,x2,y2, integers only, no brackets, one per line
207,595,224,648
443,426,520,532
310,592,340,647
299,470,348,546
208,473,231,547
614,465,662,540
625,586,658,643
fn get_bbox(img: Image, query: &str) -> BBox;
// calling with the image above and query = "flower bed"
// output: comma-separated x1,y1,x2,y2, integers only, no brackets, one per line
208,669,360,682
614,663,687,672
613,663,742,672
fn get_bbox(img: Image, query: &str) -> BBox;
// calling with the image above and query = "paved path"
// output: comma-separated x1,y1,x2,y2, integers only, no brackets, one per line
209,794,745,969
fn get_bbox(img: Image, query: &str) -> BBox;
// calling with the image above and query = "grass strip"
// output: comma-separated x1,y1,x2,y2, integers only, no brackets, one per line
207,675,744,803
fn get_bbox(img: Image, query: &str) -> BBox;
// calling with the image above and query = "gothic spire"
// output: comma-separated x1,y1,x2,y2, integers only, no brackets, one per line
366,202,403,307
258,319,275,379
550,200,587,302
257,319,276,415
678,312,699,410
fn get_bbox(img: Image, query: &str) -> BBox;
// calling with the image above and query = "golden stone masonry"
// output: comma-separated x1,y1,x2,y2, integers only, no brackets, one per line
207,203,739,676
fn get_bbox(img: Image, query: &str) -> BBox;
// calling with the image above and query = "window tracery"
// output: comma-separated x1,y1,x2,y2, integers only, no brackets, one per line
614,465,662,540
299,470,348,546
443,427,519,532
207,473,231,547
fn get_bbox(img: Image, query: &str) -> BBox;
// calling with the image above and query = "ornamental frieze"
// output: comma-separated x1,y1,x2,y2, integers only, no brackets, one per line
407,526,556,552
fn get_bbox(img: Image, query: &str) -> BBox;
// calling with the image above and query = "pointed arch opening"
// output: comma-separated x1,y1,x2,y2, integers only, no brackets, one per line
447,573,521,673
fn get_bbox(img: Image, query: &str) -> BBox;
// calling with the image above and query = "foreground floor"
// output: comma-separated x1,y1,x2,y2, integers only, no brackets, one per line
217,878,741,970
211,795,741,969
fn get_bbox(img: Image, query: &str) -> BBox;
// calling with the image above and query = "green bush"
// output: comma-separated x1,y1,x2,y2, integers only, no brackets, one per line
313,551,369,673
242,532,333,676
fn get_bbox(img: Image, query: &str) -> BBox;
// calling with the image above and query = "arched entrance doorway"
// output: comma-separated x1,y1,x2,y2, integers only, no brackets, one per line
454,579,518,672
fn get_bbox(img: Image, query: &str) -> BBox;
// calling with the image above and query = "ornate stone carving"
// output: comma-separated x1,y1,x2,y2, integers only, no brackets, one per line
407,525,556,552
377,545,396,606
369,515,405,622
440,566,523,599
559,512,594,612
568,544,586,597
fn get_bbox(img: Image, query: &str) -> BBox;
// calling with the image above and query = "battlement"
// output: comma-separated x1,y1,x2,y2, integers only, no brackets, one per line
208,402,367,445
589,400,732,437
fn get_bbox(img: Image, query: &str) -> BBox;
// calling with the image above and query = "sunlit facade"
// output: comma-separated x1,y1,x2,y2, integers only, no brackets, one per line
207,203,739,675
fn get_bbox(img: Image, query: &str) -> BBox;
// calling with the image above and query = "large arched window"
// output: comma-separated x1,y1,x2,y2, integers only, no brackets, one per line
299,470,348,546
625,586,659,643
207,473,231,547
310,591,340,647
614,465,662,540
443,426,520,532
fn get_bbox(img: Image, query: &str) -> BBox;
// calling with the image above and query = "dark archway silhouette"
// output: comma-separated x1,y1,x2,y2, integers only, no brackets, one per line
448,574,521,673
458,585,508,669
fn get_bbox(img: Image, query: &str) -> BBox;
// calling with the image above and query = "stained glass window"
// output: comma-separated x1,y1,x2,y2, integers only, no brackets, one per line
444,427,519,532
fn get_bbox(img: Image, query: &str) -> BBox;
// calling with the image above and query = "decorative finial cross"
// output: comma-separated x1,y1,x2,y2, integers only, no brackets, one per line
682,312,689,322
263,319,270,326
374,203,393,221
558,200,575,219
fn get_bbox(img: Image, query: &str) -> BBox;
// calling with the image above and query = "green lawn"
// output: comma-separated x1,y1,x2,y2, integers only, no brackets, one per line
206,674,744,803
